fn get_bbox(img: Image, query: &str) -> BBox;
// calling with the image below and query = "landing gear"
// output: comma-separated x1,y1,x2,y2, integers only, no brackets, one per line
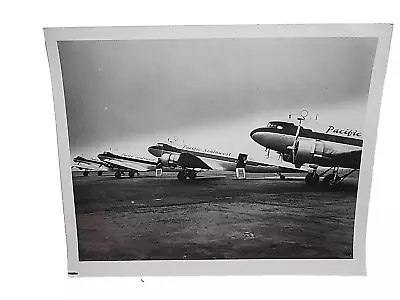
305,172,319,186
83,171,89,177
97,171,103,176
177,171,186,181
128,171,135,178
304,165,357,188
323,174,341,187
187,170,197,180
115,171,122,179
322,166,343,188
278,172,285,180
177,169,197,181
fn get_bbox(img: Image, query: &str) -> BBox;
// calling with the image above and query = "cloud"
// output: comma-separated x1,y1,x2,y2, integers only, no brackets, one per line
58,37,377,158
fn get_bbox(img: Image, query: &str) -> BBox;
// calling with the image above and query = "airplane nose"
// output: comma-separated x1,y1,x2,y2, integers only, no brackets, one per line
250,128,265,145
250,128,261,138
148,146,162,157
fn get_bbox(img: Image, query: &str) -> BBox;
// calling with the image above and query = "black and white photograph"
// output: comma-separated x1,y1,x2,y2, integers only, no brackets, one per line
44,24,392,276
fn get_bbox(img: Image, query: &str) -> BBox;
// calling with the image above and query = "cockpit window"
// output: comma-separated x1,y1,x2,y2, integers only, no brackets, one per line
267,122,284,130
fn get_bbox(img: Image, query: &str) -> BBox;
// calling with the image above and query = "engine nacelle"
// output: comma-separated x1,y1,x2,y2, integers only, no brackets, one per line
160,153,181,167
283,139,331,168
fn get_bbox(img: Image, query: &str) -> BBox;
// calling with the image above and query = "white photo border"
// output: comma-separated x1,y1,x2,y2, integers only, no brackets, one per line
44,23,393,277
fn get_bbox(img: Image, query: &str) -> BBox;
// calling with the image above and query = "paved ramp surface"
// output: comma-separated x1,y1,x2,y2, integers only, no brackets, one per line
71,171,358,260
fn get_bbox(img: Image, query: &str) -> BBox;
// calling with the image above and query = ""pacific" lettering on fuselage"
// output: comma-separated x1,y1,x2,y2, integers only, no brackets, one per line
183,144,232,157
326,126,362,137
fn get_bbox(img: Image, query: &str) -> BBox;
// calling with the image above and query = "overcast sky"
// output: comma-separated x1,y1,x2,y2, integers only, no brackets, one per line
58,37,377,160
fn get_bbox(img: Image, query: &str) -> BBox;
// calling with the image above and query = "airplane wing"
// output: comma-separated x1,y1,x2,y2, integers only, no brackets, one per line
72,164,108,172
102,158,151,172
248,159,309,172
175,151,311,173
177,153,214,170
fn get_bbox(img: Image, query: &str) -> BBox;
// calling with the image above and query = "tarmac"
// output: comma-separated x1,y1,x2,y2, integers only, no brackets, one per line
72,171,358,261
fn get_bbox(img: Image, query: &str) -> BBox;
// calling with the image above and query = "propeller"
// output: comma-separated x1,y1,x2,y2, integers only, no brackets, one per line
265,148,270,159
287,110,308,164
155,158,163,177
156,157,163,169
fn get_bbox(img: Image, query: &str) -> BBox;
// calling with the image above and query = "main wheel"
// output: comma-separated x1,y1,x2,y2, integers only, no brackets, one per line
83,171,89,177
97,171,103,176
177,171,186,181
188,171,197,180
115,171,122,179
279,174,286,180
323,174,341,187
129,171,135,178
305,173,319,186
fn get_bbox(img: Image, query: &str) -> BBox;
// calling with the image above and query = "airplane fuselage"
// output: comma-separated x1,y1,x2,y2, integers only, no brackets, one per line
148,143,300,174
250,121,363,169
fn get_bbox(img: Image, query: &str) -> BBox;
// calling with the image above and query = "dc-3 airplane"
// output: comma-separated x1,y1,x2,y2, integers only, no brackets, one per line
71,156,109,176
147,139,303,181
250,110,363,187
97,151,170,179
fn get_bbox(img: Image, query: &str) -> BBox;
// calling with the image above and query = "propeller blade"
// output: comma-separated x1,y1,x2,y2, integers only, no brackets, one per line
289,117,303,164
156,158,163,169
155,158,163,177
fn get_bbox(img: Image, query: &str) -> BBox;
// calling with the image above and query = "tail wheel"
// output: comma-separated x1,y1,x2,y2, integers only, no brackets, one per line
129,171,135,178
305,173,319,186
97,171,103,176
115,171,122,179
83,171,89,177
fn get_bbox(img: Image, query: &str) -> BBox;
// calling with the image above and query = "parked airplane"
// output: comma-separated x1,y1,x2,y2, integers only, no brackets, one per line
97,151,162,178
71,156,109,176
250,110,363,187
147,140,303,181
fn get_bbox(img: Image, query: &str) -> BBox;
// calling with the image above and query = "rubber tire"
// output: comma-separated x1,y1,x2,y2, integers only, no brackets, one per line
177,172,186,181
98,171,103,176
129,171,135,178
188,171,197,180
323,174,341,188
83,171,89,177
115,171,122,179
305,173,319,186
279,174,286,180
323,174,335,187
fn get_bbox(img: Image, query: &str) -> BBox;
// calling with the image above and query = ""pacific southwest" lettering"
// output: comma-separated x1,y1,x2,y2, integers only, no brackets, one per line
326,126,362,137
183,144,232,157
